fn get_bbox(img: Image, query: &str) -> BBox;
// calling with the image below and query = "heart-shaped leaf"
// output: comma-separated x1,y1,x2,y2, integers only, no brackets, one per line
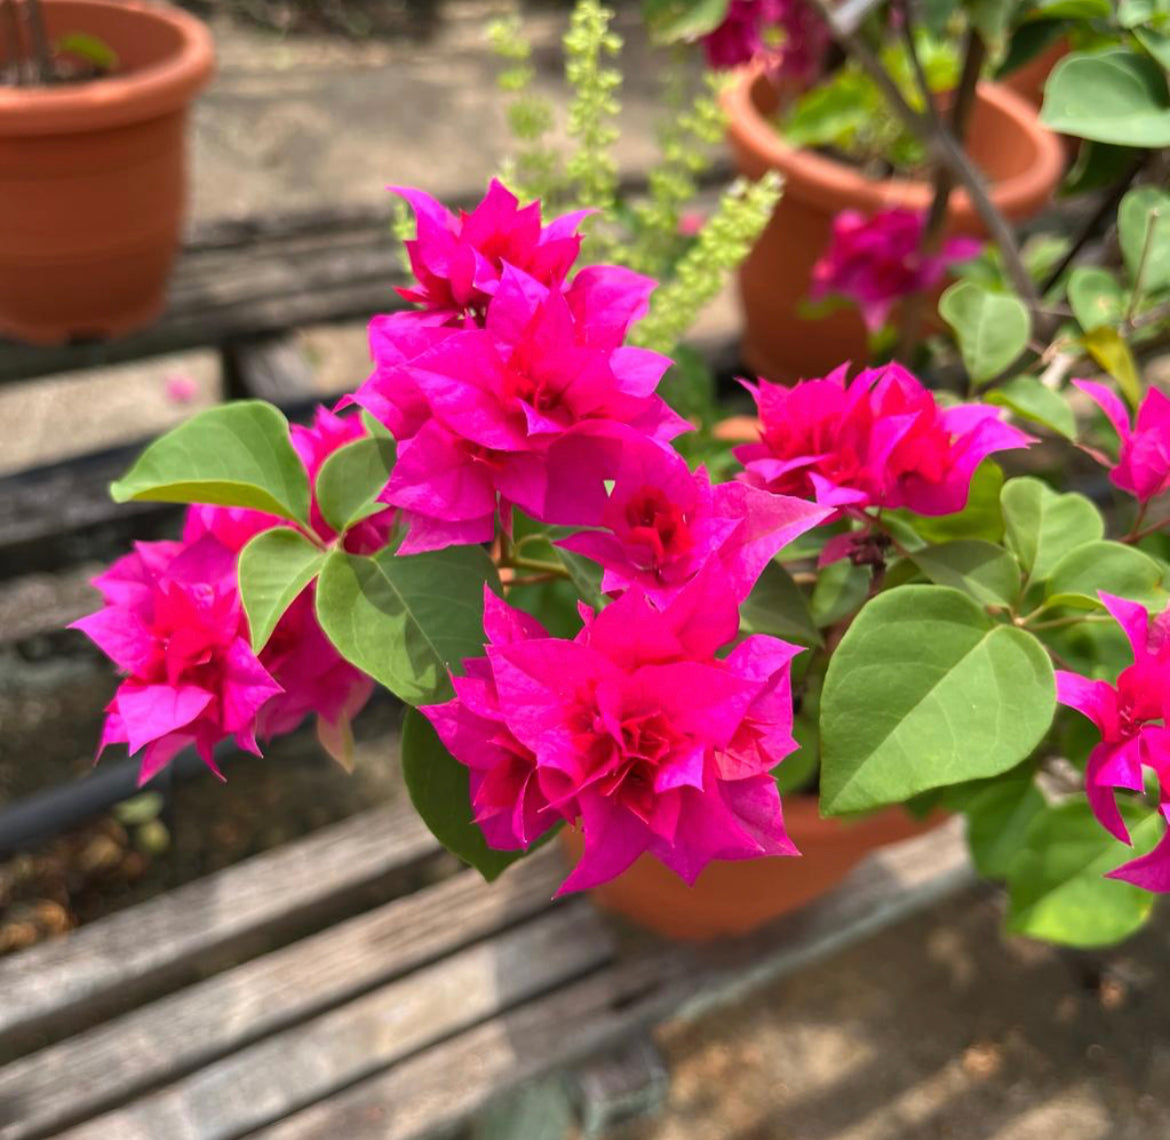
939,281,1032,384
238,528,326,652
1041,50,1170,147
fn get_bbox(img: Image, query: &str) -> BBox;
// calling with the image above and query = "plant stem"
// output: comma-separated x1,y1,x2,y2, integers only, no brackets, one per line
1,0,25,85
806,0,1040,312
1126,206,1162,324
1038,160,1144,294
23,0,53,84
897,23,986,360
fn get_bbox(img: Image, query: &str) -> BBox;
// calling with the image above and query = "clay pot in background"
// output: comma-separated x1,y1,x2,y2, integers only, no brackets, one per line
722,68,1064,383
0,0,214,344
1001,38,1069,109
560,798,946,941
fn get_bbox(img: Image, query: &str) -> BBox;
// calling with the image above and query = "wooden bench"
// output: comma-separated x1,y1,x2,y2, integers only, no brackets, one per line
0,759,973,1140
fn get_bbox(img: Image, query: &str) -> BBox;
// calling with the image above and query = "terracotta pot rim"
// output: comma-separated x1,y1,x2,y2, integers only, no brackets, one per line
722,63,1064,220
0,0,214,136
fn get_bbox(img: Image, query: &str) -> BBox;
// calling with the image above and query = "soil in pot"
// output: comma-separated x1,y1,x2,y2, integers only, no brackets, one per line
722,69,1064,384
0,0,214,344
560,798,946,941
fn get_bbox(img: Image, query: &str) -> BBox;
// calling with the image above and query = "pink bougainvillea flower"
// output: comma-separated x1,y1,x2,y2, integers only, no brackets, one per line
701,0,828,82
557,436,829,603
72,537,283,785
1057,593,1170,892
394,179,589,321
422,573,804,891
379,266,687,552
163,373,198,404
255,590,375,768
736,362,1034,520
810,208,982,333
1074,380,1170,505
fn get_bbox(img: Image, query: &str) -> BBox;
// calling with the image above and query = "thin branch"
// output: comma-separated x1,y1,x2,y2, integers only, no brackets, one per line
23,0,54,84
1126,206,1162,323
1039,160,1144,293
1,0,26,85
897,21,986,360
806,0,1041,312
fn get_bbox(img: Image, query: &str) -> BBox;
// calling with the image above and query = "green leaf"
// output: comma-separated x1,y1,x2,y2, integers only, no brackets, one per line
963,772,1046,880
740,560,822,646
643,0,731,40
1136,27,1170,71
1046,540,1167,608
1001,477,1105,583
963,0,1018,54
1067,266,1127,330
315,435,396,536
1041,49,1170,147
55,32,119,70
939,281,1032,384
1026,0,1110,15
923,0,962,35
110,402,310,527
898,461,1006,545
400,708,527,881
810,559,869,628
820,586,1055,815
911,540,1022,607
1063,140,1142,197
985,376,1076,439
238,528,326,652
1082,326,1142,409
315,545,500,705
555,546,606,611
1119,185,1170,294
1006,801,1160,947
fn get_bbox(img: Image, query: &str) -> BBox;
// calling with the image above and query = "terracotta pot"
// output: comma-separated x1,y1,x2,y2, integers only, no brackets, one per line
0,1,214,344
722,69,1064,383
1001,38,1069,110
560,798,945,941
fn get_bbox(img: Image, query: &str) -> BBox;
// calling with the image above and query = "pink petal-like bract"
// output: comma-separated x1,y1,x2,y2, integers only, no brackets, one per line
1057,593,1170,892
421,576,805,890
736,362,1034,519
810,208,981,333
1075,379,1170,505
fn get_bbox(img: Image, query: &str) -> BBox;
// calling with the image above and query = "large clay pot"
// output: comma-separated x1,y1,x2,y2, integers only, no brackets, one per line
1002,38,1069,109
560,797,945,941
0,0,214,344
722,69,1064,383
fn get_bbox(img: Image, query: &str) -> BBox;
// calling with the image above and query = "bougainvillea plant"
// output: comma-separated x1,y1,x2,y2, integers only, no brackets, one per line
78,160,1170,948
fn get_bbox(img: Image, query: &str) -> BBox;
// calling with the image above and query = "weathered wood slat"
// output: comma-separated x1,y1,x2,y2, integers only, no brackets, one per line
224,335,319,403
53,903,613,1140
0,852,567,1140
0,798,441,1058
260,820,973,1140
0,394,328,580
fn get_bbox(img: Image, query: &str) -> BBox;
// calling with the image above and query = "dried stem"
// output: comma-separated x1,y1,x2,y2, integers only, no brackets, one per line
806,0,1040,313
897,22,986,360
23,0,54,84
1126,206,1162,323
1,0,26,85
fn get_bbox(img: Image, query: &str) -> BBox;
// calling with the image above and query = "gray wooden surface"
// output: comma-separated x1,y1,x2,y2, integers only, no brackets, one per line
0,805,972,1140
0,798,440,1057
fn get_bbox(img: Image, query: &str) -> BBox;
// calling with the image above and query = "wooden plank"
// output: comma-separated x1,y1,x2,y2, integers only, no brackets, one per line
0,393,328,580
223,334,318,402
261,820,973,1140
53,903,613,1140
0,798,442,1059
0,853,567,1140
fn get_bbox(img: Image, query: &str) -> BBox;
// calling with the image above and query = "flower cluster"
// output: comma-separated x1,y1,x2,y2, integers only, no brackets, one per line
700,0,828,82
355,182,689,552
424,576,804,892
810,208,981,333
75,409,380,784
735,362,1033,522
1057,593,1170,892
1075,380,1170,506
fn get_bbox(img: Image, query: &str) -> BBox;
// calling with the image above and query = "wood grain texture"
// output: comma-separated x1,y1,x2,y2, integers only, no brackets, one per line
260,820,973,1140
0,853,567,1140
0,800,440,1058
52,903,614,1140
